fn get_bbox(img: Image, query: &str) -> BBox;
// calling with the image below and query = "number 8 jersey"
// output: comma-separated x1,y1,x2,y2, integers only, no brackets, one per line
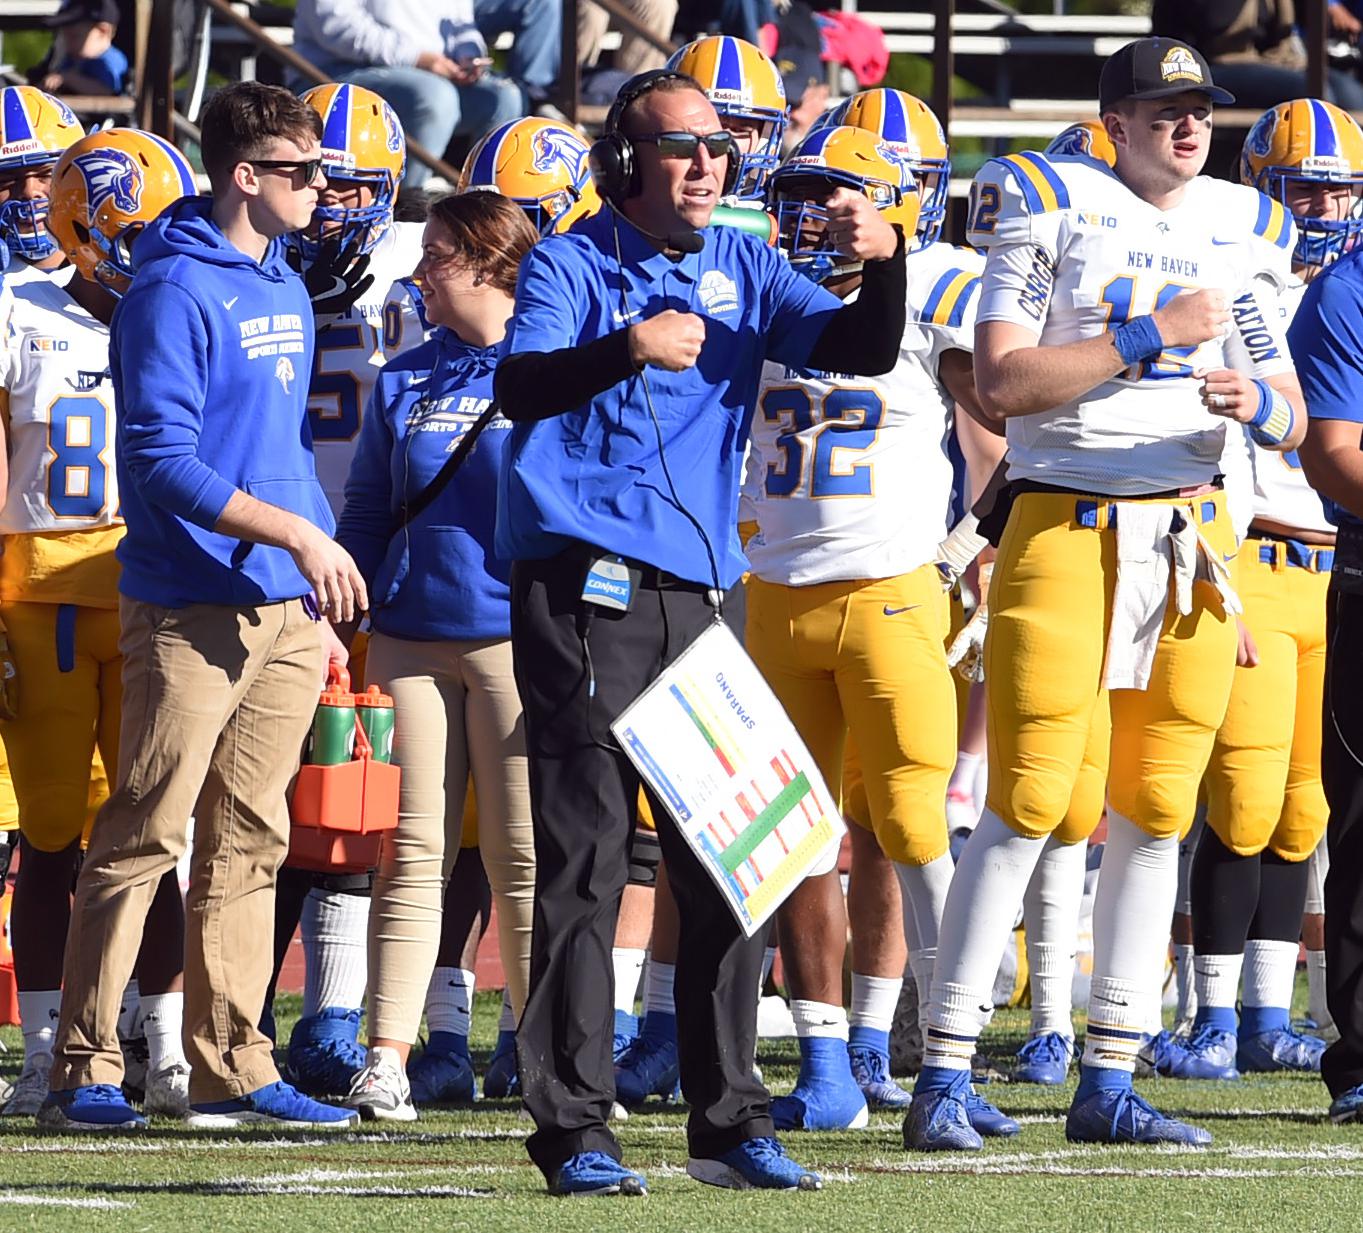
968,150,1296,495
0,274,122,607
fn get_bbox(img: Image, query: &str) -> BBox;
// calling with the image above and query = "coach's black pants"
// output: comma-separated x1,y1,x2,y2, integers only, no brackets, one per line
511,548,772,1179
1322,582,1363,1097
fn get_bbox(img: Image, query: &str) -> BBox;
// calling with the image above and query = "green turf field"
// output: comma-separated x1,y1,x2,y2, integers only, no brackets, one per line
1,986,1355,1232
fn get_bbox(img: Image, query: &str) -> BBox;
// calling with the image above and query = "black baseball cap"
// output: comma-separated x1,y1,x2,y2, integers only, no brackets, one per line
46,0,121,28
1098,37,1234,112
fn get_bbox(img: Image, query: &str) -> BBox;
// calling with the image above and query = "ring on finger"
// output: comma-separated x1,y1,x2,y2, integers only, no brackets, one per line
1209,393,1228,410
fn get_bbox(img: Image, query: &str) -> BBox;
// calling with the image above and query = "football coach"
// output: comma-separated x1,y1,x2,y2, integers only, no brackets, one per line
493,70,909,1196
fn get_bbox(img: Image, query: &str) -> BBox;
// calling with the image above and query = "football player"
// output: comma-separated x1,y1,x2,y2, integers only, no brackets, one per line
740,119,1004,1131
0,86,82,284
1159,98,1361,1080
0,128,196,1119
907,37,1304,1150
268,82,422,1100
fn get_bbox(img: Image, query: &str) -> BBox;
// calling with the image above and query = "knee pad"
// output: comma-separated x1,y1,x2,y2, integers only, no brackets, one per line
627,828,661,888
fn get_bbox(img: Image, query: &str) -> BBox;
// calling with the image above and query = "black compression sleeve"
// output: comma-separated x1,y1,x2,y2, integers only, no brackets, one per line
805,229,908,376
494,330,637,422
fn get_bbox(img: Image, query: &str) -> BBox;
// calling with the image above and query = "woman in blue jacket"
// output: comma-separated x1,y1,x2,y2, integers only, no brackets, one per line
335,191,538,1121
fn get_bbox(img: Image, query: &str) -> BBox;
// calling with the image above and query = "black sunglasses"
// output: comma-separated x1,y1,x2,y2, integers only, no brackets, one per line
630,131,734,160
248,157,325,184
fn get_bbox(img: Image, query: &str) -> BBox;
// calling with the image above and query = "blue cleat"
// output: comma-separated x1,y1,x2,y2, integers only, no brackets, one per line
1237,1027,1325,1074
186,1080,359,1129
482,1029,520,1099
549,1151,647,1196
612,1010,638,1063
37,1084,147,1131
964,1085,1020,1137
1014,1032,1074,1085
1154,1024,1240,1081
613,1019,680,1109
849,1043,912,1111
287,1007,366,1097
407,1032,475,1104
687,1136,821,1191
903,1071,985,1152
1066,1084,1211,1146
1329,1084,1363,1124
771,1036,869,1130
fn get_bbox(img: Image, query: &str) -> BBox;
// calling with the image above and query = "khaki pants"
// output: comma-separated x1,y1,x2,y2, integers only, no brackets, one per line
50,597,322,1102
577,0,677,73
365,632,533,1041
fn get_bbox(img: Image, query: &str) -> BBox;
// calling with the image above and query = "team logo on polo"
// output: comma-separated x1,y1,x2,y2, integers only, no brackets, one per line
275,355,295,393
74,149,143,216
1160,45,1203,84
532,127,586,182
698,269,739,316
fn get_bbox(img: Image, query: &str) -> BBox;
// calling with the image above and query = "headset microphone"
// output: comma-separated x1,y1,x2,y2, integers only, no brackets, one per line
667,229,705,254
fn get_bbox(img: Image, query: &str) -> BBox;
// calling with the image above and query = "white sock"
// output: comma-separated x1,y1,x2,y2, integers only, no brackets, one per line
850,973,901,1034
1306,839,1328,916
898,851,957,1038
140,992,187,1072
1022,835,1086,1039
1082,812,1178,1072
760,945,777,990
425,967,474,1037
1174,942,1196,1023
790,999,848,1041
498,988,517,1033
908,948,936,1036
643,959,675,1016
301,888,369,1016
923,809,1046,1071
1242,938,1298,1010
1194,953,1244,1011
948,750,982,799
18,989,61,1062
611,947,646,1015
117,979,141,1041
1308,949,1334,1033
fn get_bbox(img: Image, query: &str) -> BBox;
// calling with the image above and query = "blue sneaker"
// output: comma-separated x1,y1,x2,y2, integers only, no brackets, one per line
903,1071,984,1152
613,1026,680,1109
1329,1084,1363,1124
37,1084,147,1131
1237,1027,1326,1074
287,1007,366,1097
848,1044,912,1110
1014,1032,1074,1085
963,1085,1020,1137
612,1010,638,1063
482,1029,520,1099
1155,1023,1240,1081
772,1037,870,1130
1066,1085,1211,1145
407,1034,475,1104
687,1136,821,1191
549,1151,647,1196
186,1080,359,1129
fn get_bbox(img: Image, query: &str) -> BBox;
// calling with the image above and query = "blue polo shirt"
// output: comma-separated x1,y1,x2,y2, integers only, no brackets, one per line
1288,248,1363,530
496,207,843,587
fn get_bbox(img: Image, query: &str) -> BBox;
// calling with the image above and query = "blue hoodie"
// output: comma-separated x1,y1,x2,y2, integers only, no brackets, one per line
337,328,510,642
112,196,332,607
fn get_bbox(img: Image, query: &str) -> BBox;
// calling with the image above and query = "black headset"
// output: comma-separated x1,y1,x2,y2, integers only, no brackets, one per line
588,68,736,204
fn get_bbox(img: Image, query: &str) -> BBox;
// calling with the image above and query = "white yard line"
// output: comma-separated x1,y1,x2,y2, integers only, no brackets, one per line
0,1192,133,1209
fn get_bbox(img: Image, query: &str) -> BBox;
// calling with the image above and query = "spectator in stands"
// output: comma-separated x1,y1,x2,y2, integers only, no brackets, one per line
293,0,524,188
1151,0,1363,110
579,0,678,77
472,0,563,112
36,0,128,96
770,3,829,151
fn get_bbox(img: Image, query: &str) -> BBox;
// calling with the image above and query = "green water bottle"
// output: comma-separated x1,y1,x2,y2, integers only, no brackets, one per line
311,669,356,765
356,685,395,764
709,203,778,245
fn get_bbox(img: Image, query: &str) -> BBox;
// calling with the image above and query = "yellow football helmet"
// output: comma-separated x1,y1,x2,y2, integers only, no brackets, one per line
769,124,920,282
48,128,197,296
819,89,946,250
1241,98,1363,269
665,36,787,200
460,117,600,236
0,85,85,260
298,82,406,258
1045,120,1116,167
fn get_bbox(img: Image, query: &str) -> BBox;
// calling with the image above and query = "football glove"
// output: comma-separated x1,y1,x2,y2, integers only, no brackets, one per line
286,235,375,322
0,619,17,720
945,563,992,683
935,512,989,591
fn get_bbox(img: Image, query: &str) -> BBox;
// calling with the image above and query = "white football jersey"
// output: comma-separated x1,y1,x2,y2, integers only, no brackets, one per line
969,152,1296,495
0,275,117,535
308,220,422,516
742,243,983,585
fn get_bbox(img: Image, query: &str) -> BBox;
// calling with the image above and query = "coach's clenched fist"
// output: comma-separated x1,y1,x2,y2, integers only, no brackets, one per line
823,187,900,262
628,309,706,372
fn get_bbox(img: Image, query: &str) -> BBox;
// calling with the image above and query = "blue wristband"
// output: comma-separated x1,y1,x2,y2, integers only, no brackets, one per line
1248,379,1294,447
1112,314,1165,367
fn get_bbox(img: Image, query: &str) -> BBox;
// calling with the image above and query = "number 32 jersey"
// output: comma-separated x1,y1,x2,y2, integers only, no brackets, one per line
968,152,1296,495
0,274,122,607
742,243,982,585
